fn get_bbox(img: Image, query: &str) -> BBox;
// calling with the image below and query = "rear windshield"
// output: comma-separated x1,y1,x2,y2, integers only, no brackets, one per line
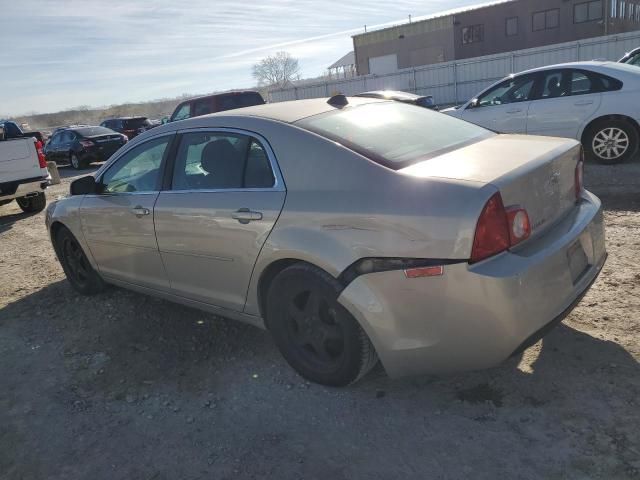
123,118,151,128
217,93,265,112
75,126,116,137
296,102,492,169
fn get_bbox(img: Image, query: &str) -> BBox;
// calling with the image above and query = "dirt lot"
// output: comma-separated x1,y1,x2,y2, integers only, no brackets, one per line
1,162,639,480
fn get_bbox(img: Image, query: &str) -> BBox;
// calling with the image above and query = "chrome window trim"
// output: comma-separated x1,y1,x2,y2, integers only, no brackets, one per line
171,126,286,193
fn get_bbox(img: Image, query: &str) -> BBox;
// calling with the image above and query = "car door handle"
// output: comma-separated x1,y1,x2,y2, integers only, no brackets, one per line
232,208,263,223
574,100,594,106
130,206,150,217
506,108,522,114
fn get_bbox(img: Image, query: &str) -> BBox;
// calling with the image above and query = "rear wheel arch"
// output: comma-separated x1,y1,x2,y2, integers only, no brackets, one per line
580,114,640,144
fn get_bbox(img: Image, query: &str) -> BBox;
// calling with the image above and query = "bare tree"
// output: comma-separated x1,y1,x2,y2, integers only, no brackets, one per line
252,51,300,89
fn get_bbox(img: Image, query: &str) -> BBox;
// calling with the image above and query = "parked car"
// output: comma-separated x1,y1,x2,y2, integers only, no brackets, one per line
168,91,265,122
44,126,128,169
443,61,640,164
100,117,154,139
0,120,44,143
619,47,640,66
0,125,49,213
355,90,437,109
47,96,606,386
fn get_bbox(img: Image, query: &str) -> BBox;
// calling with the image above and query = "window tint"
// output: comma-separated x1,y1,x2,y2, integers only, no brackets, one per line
123,118,151,129
216,93,265,111
540,71,567,98
193,99,212,117
533,9,559,31
3,122,21,137
569,71,593,95
50,133,61,145
172,104,191,121
462,24,484,44
171,132,274,190
574,1,603,23
296,102,492,170
101,136,169,193
506,17,518,36
477,74,536,106
61,131,75,143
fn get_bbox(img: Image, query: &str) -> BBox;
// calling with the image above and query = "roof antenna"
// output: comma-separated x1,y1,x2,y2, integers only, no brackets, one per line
327,94,348,108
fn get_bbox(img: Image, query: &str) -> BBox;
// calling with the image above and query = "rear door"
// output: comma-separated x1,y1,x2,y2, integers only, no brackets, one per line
526,69,602,139
80,134,174,290
0,137,41,184
153,128,286,312
458,73,536,133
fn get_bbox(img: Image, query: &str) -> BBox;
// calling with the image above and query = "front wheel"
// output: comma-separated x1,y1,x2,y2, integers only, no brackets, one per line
585,120,639,165
55,226,106,295
16,192,46,213
266,263,378,386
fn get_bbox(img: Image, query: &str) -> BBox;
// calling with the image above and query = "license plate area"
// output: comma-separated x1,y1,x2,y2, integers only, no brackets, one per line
567,240,589,284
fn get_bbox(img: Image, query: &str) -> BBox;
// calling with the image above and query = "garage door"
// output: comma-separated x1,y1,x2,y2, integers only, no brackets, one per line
368,54,398,75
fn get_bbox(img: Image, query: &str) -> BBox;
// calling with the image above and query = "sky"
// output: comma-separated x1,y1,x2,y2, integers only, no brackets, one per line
1,0,486,116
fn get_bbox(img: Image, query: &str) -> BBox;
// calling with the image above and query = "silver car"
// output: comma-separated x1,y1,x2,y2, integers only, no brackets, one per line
46,96,607,386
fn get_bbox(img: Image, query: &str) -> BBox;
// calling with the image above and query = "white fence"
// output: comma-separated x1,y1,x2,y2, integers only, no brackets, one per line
269,30,640,105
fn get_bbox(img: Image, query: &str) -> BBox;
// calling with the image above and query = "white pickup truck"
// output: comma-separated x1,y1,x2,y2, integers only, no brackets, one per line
0,125,50,213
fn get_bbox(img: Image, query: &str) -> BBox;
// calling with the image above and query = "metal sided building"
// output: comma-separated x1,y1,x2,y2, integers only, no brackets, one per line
353,0,640,75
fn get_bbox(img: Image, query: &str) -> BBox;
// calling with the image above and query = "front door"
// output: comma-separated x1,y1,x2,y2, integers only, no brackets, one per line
526,69,602,139
154,129,285,312
459,73,536,134
80,134,173,290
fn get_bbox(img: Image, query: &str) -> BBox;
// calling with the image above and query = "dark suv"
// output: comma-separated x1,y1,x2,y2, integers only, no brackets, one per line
169,91,265,122
100,117,154,139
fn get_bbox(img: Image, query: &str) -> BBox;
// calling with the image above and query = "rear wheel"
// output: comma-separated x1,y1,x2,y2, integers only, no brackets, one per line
16,192,46,213
266,263,378,386
70,153,86,170
55,226,106,295
584,119,638,165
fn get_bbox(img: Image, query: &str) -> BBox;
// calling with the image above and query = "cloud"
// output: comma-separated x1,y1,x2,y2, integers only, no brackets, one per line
1,0,484,115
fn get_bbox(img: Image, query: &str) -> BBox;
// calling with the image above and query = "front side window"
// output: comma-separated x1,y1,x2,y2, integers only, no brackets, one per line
540,71,567,99
624,51,640,66
533,9,560,31
101,136,169,193
462,24,484,44
476,74,536,107
171,132,274,190
172,103,191,122
296,102,492,169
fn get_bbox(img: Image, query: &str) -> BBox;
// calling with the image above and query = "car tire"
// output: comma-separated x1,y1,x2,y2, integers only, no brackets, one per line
266,263,378,386
16,192,46,213
70,153,85,170
55,226,107,295
584,119,639,165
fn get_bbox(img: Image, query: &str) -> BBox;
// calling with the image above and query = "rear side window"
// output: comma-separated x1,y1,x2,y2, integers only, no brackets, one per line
123,118,151,129
296,102,492,169
216,93,265,112
193,99,212,117
171,132,274,190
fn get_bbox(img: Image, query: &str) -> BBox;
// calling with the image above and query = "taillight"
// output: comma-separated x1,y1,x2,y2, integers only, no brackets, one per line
470,193,531,264
80,139,95,148
470,193,510,263
35,140,47,169
575,157,584,201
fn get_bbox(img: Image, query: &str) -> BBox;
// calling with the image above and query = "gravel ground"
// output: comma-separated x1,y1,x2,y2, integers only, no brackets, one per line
1,161,639,480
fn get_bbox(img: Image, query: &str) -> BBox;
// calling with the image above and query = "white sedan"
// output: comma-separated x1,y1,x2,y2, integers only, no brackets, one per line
443,61,640,164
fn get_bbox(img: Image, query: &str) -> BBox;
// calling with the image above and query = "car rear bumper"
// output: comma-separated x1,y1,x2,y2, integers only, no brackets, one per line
337,190,606,378
0,177,48,202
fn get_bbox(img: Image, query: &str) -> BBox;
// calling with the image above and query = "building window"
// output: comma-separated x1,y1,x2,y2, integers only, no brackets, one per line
532,9,560,31
574,1,603,23
631,3,635,20
462,24,484,44
612,0,617,18
620,0,626,19
506,16,518,36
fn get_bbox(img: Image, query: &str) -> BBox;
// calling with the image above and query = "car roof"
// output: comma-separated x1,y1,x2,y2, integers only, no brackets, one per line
356,90,423,101
106,116,148,120
200,96,386,124
177,90,263,105
516,60,637,75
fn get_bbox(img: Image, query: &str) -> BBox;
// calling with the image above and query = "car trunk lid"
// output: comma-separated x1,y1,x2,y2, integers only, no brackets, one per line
400,134,581,239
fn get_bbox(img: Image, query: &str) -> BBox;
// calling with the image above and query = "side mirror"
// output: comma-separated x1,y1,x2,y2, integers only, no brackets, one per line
161,117,169,124
70,175,99,195
468,98,479,109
